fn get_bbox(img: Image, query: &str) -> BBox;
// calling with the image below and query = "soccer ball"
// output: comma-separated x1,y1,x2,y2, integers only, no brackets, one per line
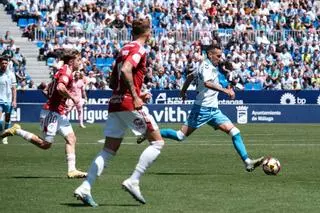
262,157,281,175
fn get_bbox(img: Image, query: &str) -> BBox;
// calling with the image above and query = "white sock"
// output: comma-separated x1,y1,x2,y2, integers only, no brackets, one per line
67,153,76,172
85,149,114,190
130,141,164,181
244,158,251,165
16,129,33,141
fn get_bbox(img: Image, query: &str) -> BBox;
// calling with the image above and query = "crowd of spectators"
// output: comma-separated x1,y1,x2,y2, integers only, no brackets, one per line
0,30,36,89
4,0,320,90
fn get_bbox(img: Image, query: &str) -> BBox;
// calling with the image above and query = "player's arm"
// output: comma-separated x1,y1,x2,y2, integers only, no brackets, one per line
11,85,17,108
10,72,17,108
56,82,79,104
120,60,143,109
180,72,195,100
204,81,235,99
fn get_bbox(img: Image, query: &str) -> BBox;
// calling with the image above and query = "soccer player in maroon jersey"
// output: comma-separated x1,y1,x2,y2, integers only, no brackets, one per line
1,49,87,178
74,18,165,207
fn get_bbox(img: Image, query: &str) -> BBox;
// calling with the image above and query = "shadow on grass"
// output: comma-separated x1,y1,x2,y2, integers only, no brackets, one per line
60,203,140,207
11,176,64,179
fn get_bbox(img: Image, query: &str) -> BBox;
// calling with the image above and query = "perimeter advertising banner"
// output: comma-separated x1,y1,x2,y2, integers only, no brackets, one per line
18,90,320,105
11,104,320,124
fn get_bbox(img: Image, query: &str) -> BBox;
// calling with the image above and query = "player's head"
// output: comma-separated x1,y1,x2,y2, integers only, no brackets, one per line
61,49,81,71
132,18,151,42
205,45,222,66
0,55,9,72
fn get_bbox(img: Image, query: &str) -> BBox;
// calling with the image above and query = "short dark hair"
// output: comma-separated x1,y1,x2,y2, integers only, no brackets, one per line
202,44,221,54
0,55,9,62
132,18,150,37
61,49,79,64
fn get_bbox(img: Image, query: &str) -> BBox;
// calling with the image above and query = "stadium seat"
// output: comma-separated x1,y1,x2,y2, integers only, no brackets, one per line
105,58,115,67
154,27,165,36
47,57,55,67
28,18,37,25
95,58,105,67
244,83,254,90
253,82,263,90
17,18,28,28
36,41,44,48
102,66,112,76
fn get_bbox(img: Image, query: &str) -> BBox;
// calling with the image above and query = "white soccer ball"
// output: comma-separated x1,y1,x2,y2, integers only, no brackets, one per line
262,157,281,175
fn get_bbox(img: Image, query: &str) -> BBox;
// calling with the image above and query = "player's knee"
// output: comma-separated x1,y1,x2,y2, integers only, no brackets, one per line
229,127,240,136
151,140,164,151
177,130,186,141
65,134,76,145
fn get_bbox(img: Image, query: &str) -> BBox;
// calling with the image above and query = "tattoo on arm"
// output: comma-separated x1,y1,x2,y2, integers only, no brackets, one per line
121,61,138,99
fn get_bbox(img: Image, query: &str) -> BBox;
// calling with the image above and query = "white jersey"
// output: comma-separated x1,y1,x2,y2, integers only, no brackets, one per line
193,59,219,108
0,68,17,104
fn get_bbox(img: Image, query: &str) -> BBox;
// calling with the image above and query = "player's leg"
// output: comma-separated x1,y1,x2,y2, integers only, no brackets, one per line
1,104,12,144
74,112,125,207
122,107,165,204
0,108,6,144
59,118,87,178
65,99,74,115
0,109,52,149
141,104,202,143
75,100,85,128
210,109,264,172
160,124,195,141
3,105,12,130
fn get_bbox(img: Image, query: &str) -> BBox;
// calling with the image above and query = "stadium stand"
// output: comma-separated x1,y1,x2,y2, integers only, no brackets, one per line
1,0,320,90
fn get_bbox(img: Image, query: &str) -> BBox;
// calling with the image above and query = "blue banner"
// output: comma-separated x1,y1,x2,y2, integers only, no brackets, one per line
11,104,320,124
17,90,320,105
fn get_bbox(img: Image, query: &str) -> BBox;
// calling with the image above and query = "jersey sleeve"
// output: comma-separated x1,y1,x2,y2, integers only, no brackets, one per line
57,68,71,86
9,71,17,86
125,46,145,68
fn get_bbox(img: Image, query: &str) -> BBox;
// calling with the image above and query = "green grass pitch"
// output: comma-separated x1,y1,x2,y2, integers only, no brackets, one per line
1,123,320,213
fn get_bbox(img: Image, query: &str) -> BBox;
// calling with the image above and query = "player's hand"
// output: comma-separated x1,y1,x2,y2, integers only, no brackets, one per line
226,88,235,100
133,97,144,110
180,91,187,101
72,96,80,105
140,92,152,103
12,101,17,109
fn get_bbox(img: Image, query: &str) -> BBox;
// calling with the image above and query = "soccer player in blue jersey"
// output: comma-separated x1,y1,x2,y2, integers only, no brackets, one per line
139,45,264,172
0,56,17,144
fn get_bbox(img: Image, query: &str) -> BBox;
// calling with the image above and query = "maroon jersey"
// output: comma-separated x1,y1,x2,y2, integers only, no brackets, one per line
43,65,73,115
108,41,147,112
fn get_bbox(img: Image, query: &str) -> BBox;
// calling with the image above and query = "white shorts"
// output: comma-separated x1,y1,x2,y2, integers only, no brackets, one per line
104,106,159,138
40,109,74,143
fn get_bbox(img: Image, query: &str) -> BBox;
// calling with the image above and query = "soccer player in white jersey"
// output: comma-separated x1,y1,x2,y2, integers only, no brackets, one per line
158,45,264,172
0,56,17,144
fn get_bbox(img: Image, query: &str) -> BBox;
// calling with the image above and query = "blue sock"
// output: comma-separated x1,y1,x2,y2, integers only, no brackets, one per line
0,120,3,132
160,129,180,141
4,122,11,130
232,133,248,161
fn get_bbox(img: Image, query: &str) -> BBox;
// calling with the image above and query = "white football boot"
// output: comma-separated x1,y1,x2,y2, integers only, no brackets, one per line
122,178,146,204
